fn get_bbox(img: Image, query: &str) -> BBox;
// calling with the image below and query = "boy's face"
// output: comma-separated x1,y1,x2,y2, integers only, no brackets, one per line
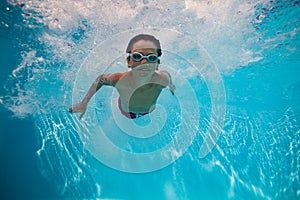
128,40,159,78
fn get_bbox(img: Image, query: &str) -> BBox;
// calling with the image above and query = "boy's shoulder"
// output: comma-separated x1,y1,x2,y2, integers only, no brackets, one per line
107,72,127,86
154,71,170,87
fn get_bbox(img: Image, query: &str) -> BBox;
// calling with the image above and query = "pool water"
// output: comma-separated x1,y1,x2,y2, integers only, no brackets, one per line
0,0,299,199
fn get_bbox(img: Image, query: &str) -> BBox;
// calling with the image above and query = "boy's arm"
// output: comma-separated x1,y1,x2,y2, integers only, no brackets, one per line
160,70,176,95
69,73,117,119
81,74,113,104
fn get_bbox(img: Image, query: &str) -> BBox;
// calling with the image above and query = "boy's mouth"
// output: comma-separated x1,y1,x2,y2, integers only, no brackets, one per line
138,68,150,71
135,64,151,71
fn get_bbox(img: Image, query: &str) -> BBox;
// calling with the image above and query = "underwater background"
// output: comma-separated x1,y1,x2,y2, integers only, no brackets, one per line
1,0,299,199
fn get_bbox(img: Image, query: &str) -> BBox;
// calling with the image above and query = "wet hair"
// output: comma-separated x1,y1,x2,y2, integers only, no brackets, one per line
126,34,162,56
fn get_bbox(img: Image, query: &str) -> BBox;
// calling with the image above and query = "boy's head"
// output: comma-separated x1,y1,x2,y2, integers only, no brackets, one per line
126,34,161,71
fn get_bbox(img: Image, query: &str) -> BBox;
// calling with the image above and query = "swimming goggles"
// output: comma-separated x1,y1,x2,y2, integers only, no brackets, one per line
129,52,159,63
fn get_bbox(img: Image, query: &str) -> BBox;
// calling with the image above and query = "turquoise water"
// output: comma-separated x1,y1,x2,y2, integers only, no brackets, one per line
1,0,299,199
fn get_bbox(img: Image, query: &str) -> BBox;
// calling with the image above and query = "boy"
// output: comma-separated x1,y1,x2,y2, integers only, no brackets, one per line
69,34,175,119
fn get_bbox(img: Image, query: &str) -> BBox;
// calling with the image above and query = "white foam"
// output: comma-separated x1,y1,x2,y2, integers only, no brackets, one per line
13,0,265,71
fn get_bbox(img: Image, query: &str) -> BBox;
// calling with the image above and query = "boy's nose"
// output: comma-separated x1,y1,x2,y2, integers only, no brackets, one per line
141,58,148,64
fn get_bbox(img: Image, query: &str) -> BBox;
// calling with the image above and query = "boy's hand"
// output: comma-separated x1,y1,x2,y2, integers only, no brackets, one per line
69,102,87,119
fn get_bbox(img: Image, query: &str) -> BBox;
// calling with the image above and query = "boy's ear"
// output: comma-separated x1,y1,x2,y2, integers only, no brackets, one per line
156,59,160,70
127,56,131,68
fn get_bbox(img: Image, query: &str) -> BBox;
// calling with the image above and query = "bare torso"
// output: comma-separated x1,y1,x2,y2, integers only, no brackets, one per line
113,71,166,113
